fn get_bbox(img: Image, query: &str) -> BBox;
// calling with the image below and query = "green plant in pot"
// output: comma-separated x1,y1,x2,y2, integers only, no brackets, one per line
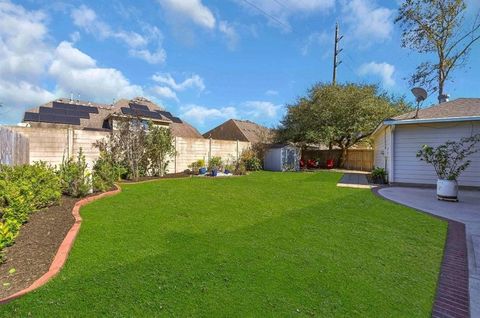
370,167,387,184
208,156,222,177
417,134,480,201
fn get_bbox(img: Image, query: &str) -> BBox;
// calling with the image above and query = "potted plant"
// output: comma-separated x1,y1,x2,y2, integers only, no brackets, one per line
208,156,222,177
197,159,206,175
224,164,234,174
370,167,387,184
417,134,480,201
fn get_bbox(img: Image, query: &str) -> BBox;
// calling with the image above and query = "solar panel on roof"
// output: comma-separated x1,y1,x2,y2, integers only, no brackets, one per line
129,103,150,111
52,102,99,114
24,112,39,122
171,117,183,123
39,106,90,119
158,111,173,119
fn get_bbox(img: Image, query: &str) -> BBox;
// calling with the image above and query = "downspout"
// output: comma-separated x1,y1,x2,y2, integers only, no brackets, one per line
389,125,395,184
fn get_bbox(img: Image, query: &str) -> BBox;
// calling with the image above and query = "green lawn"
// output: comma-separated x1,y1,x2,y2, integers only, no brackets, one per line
1,172,446,317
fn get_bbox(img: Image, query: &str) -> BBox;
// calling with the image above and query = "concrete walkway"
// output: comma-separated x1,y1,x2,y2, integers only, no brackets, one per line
337,173,373,189
378,187,480,318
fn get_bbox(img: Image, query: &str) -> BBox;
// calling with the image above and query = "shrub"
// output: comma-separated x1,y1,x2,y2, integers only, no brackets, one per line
240,149,262,171
371,167,387,184
58,148,92,198
208,156,223,171
233,160,247,175
0,162,61,260
92,151,122,192
188,159,206,174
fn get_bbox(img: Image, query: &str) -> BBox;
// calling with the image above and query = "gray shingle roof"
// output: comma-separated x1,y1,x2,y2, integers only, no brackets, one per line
393,98,480,121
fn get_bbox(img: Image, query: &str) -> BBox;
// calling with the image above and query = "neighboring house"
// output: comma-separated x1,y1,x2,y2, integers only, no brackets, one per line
371,98,480,187
203,119,272,143
5,97,251,172
22,96,203,138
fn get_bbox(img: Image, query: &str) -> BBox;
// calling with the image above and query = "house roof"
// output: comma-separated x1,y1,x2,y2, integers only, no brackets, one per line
22,97,203,138
370,98,480,137
203,119,272,143
392,98,480,121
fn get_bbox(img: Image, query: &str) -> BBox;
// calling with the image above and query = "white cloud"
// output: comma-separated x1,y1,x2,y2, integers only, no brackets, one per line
180,104,237,125
265,90,278,96
157,0,216,29
0,1,55,120
358,61,396,87
301,31,330,56
341,0,394,46
71,5,165,64
152,73,205,92
243,101,281,118
129,47,166,64
219,20,239,50
49,41,144,101
0,1,51,80
152,86,179,102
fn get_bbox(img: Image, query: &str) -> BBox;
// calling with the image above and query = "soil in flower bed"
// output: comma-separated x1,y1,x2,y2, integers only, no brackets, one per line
120,172,190,183
0,196,77,299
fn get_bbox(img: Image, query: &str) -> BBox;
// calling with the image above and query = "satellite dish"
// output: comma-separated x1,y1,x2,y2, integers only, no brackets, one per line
411,87,427,103
411,87,427,119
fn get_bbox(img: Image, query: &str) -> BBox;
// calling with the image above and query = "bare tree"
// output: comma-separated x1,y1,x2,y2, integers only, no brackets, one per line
396,0,480,102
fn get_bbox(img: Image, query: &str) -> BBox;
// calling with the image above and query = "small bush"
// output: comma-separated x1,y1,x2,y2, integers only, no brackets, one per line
0,162,61,260
58,148,92,198
92,151,122,192
240,149,262,171
233,160,247,175
371,167,387,184
208,156,223,171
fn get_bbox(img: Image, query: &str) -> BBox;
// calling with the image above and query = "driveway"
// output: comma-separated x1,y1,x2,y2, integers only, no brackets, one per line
378,187,480,318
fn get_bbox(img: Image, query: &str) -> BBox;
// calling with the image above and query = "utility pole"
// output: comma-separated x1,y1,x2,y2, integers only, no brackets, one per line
332,22,343,85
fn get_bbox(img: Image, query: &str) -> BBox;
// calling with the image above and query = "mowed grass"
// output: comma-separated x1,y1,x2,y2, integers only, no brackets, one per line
1,172,446,317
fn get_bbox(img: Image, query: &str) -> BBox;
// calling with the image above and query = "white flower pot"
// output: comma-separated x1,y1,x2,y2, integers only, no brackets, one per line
437,179,458,202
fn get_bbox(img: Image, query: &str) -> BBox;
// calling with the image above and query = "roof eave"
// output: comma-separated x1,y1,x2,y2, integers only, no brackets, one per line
384,116,480,126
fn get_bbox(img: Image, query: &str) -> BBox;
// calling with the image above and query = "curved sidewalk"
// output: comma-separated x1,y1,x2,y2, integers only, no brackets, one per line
378,187,480,318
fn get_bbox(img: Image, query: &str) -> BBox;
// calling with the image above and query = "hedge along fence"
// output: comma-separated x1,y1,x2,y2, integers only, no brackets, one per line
0,127,29,166
302,149,374,171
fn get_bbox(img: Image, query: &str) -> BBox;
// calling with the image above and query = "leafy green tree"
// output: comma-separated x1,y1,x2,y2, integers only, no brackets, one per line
277,83,412,167
396,0,480,102
146,122,175,177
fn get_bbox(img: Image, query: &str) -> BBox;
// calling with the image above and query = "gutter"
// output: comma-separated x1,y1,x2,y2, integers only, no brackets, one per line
384,116,480,126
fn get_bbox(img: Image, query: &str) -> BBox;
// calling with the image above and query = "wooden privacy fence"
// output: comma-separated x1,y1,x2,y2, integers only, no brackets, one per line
0,127,29,166
302,149,374,171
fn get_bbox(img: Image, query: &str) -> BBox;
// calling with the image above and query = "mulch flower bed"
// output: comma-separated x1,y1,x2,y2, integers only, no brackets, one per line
0,196,77,299
120,172,190,183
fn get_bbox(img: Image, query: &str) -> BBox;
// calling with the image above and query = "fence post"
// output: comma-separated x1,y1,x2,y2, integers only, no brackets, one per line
174,136,177,173
236,140,239,161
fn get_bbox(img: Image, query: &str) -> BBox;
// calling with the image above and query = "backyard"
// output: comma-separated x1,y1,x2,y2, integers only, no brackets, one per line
0,172,447,317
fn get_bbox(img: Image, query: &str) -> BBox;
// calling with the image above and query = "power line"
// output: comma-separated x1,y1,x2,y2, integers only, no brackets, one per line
240,0,291,30
271,0,290,10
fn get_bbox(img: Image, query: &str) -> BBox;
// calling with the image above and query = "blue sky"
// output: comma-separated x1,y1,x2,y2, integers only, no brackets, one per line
1,0,479,132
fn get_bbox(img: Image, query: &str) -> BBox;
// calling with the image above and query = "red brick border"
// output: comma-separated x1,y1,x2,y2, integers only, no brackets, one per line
0,186,121,305
372,187,470,318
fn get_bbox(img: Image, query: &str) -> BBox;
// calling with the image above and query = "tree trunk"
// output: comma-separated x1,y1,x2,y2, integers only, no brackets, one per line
339,147,348,168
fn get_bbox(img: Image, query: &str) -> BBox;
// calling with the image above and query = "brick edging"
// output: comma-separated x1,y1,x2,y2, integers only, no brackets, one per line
0,185,122,305
371,186,470,318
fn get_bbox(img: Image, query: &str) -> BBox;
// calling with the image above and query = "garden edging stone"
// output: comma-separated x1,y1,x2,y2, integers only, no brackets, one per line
0,185,122,305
